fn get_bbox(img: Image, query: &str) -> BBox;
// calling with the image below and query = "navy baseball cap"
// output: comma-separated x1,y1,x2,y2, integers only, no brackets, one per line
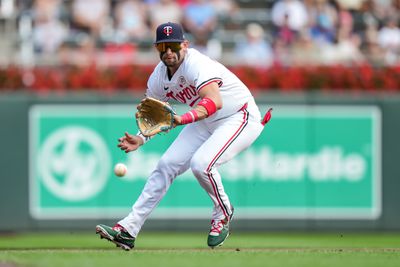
154,22,185,44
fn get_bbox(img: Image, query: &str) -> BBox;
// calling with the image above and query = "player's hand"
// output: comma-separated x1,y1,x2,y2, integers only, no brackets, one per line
117,132,144,153
173,114,182,126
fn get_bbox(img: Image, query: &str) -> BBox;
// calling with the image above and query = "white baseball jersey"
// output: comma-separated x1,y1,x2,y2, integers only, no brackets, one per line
146,48,254,120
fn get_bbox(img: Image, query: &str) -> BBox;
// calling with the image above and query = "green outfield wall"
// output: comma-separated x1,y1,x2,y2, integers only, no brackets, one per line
0,92,399,232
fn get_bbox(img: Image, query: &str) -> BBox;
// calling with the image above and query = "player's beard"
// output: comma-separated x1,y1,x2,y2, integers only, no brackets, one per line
160,51,183,68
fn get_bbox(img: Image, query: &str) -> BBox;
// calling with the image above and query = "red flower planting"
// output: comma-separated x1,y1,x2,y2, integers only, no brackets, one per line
0,64,399,93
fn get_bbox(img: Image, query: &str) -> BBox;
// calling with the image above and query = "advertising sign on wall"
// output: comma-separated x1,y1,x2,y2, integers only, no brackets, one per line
29,104,381,220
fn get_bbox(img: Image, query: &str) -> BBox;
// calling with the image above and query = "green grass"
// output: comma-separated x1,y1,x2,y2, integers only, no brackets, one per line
0,232,400,267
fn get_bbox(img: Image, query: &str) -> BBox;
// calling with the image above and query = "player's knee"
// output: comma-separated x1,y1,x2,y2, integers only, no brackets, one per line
156,157,168,170
155,157,179,178
190,156,209,177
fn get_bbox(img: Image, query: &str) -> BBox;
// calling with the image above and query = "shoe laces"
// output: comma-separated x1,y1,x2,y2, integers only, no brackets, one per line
112,224,134,240
210,220,225,235
112,224,125,232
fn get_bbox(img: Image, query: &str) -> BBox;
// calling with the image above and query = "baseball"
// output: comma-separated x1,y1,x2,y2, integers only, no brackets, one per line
114,163,127,177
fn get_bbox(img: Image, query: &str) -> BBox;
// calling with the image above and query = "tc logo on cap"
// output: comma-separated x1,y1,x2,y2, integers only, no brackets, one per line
155,22,184,43
163,26,173,36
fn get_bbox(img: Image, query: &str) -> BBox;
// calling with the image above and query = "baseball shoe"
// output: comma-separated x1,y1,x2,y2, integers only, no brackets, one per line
207,206,234,248
95,224,135,251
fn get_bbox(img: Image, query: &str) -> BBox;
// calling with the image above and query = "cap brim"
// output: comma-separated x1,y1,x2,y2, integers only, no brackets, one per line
154,39,184,44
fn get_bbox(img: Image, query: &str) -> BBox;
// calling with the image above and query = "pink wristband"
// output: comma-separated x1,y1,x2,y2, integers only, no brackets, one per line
180,110,199,125
198,97,217,117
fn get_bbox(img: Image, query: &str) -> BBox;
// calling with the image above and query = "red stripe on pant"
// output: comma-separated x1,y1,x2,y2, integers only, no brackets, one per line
206,107,249,218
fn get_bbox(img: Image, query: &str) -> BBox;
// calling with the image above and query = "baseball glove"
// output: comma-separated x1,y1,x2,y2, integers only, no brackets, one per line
136,97,176,137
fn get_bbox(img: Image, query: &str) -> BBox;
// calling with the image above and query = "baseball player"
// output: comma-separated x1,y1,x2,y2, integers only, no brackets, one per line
96,22,271,250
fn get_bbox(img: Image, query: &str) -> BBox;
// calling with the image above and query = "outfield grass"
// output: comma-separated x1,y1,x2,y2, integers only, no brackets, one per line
0,232,399,267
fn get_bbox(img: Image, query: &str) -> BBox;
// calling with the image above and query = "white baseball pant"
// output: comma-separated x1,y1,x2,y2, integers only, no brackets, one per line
119,100,264,238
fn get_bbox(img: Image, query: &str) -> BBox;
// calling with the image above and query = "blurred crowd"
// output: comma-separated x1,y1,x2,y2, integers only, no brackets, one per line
1,0,400,67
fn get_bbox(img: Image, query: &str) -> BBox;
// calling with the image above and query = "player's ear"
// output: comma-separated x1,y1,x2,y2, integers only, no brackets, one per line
182,40,189,48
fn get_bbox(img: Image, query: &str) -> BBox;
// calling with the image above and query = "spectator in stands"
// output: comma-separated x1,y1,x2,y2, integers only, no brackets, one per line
210,0,239,22
148,0,183,33
32,0,67,22
271,0,308,33
334,0,364,10
70,0,110,39
352,0,386,35
290,30,322,65
113,0,150,42
386,0,400,23
58,32,97,66
233,23,274,67
182,0,220,58
31,0,68,54
143,0,159,6
320,27,366,64
308,0,338,45
362,22,385,65
331,0,353,35
271,12,298,65
377,17,400,65
274,13,297,47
